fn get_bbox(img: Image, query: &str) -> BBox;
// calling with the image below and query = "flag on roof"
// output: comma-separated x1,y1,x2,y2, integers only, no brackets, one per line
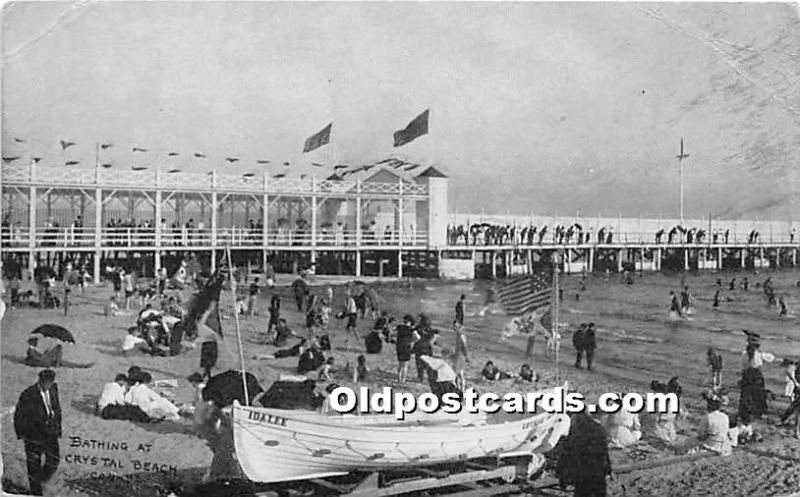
497,271,553,317
65,160,80,166
168,152,180,157
132,147,148,153
14,138,26,143
303,123,332,153
394,109,429,147
60,140,76,150
100,143,113,149
225,157,239,163
194,152,207,158
257,159,270,164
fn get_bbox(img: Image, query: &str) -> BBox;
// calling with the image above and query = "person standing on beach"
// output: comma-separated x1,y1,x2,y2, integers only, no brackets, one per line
395,315,419,383
707,348,723,388
344,292,359,350
453,324,469,390
712,289,720,309
267,293,281,335
14,369,62,496
454,294,466,327
247,277,259,319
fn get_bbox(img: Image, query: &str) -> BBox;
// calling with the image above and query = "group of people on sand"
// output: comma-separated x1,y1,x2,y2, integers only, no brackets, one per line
96,366,182,422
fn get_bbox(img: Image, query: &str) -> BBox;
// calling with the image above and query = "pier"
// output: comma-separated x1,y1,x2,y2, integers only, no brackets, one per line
1,162,797,281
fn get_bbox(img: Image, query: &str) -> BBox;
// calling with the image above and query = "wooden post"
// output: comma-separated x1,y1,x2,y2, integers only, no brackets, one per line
491,251,497,278
717,246,723,270
211,170,218,247
588,247,594,273
793,248,797,267
93,187,102,283
617,249,623,273
683,249,689,271
740,248,746,268
155,190,162,276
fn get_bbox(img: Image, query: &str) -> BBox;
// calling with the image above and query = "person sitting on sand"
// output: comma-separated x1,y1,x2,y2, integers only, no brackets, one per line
693,390,735,456
24,337,63,368
297,340,326,375
318,357,335,382
122,326,151,356
126,371,181,421
556,411,613,497
517,364,538,383
602,396,642,449
272,319,296,348
97,374,153,422
104,295,130,317
649,382,678,443
481,361,511,381
374,311,394,343
364,329,383,354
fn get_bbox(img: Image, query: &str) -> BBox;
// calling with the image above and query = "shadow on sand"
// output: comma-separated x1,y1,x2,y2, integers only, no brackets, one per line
2,354,94,369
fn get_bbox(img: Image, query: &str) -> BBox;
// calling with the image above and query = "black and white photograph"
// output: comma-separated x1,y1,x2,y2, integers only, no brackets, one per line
1,2,800,496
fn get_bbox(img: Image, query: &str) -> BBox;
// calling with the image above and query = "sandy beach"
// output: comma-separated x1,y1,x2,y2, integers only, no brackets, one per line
3,267,800,496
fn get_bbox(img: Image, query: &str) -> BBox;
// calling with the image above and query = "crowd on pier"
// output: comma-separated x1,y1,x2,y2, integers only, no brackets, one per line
1,214,422,248
446,221,798,246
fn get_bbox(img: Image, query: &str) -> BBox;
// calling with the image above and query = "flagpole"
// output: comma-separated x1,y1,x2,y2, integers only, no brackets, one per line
225,246,250,405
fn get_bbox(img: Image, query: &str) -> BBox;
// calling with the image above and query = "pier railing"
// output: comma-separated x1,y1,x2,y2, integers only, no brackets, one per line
0,227,429,249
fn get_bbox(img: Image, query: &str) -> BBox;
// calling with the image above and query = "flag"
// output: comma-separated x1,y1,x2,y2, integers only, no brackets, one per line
394,109,429,147
225,157,239,163
100,143,113,149
168,152,180,157
303,123,332,153
256,159,270,165
101,163,113,169
65,160,80,166
194,152,207,158
184,270,226,339
131,166,148,171
497,271,553,317
132,147,148,153
60,140,75,150
14,137,26,143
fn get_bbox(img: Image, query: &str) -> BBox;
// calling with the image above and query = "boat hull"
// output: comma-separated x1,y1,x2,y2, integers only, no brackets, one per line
232,397,570,483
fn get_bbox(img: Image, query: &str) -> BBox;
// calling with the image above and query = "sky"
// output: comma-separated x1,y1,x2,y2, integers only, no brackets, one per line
2,2,799,220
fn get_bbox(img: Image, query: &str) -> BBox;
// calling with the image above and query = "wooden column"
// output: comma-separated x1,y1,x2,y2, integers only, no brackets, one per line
211,170,218,247
683,249,689,271
617,249,623,273
717,247,723,270
793,248,797,267
355,180,362,277
740,249,746,268
491,251,497,278
93,188,102,283
154,189,162,276
588,247,594,273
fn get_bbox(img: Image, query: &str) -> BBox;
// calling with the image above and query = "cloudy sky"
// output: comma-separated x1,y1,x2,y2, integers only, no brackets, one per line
3,2,799,220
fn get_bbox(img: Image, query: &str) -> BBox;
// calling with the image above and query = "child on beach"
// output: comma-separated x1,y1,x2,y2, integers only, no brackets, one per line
318,357,335,382
708,348,723,389
352,355,369,382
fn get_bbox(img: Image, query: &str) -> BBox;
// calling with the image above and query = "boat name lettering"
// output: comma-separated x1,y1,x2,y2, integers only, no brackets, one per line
248,411,288,426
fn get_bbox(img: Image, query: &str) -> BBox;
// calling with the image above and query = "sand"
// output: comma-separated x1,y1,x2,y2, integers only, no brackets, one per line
3,268,800,496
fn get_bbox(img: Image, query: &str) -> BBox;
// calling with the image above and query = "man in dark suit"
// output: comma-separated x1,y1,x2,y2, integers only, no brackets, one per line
14,369,62,495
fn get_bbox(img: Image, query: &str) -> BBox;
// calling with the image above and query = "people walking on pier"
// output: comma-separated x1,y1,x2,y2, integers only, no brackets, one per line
655,229,665,244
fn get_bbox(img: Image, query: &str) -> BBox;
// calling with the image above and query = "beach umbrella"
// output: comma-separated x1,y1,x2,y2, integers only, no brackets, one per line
420,356,456,382
202,370,264,408
32,324,75,343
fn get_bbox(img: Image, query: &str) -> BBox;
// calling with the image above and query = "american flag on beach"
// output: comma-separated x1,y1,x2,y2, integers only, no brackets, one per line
497,271,553,317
